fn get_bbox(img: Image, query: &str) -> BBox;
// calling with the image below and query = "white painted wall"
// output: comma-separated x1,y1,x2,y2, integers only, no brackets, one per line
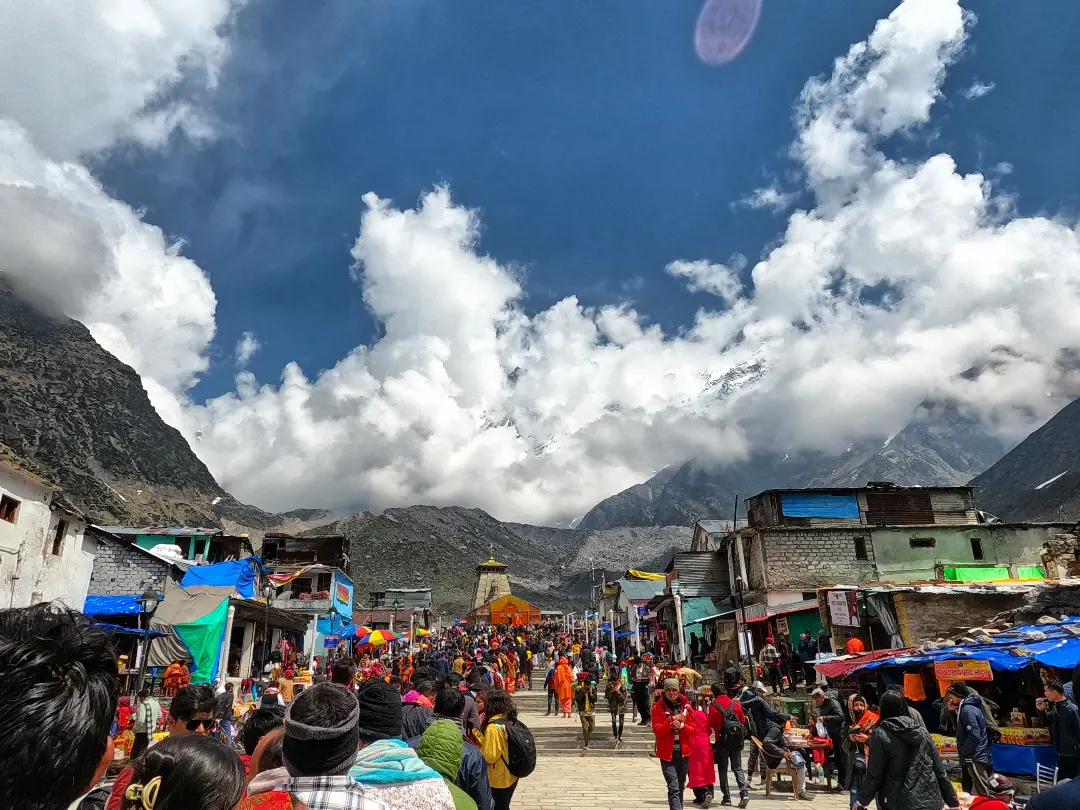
0,464,95,610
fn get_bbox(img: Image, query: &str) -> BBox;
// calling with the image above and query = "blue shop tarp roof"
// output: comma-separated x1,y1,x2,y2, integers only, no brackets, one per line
180,557,263,599
95,622,166,637
858,617,1080,673
84,594,155,616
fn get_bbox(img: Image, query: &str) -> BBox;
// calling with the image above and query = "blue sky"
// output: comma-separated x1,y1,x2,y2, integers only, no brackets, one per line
95,0,1080,403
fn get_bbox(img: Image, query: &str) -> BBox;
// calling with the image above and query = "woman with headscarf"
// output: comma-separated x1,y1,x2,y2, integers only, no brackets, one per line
845,694,880,806
552,654,574,718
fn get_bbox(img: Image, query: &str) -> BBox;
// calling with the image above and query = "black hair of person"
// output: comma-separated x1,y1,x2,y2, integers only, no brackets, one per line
878,690,907,721
1046,679,1065,695
122,735,245,810
331,661,356,685
0,604,120,810
241,706,286,756
169,684,216,720
482,688,518,727
434,686,466,718
256,728,285,772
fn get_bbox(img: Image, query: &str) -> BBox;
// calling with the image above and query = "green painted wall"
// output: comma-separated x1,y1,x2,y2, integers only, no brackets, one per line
135,534,211,560
869,525,1055,582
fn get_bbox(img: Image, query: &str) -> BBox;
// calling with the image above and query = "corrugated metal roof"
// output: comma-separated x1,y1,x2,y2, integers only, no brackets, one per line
750,485,973,499
95,525,222,536
865,492,935,525
696,520,734,535
616,579,667,602
670,552,731,600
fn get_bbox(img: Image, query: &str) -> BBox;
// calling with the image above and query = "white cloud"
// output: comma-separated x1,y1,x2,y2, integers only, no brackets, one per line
737,185,798,212
0,0,238,411
0,0,242,161
235,332,261,367
5,0,1080,528
963,80,996,100
179,0,1080,525
665,258,745,303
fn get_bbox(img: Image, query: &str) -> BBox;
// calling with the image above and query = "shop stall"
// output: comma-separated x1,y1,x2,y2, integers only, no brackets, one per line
815,616,1080,778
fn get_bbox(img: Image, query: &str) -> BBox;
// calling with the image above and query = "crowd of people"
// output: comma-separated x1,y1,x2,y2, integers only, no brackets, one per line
10,600,1080,810
0,604,545,810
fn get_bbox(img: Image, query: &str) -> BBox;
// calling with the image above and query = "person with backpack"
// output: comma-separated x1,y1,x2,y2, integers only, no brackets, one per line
478,688,535,810
709,680,750,807
946,683,994,795
853,691,959,810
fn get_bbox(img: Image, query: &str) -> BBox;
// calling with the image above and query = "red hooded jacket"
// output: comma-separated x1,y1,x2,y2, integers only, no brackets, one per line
651,692,696,761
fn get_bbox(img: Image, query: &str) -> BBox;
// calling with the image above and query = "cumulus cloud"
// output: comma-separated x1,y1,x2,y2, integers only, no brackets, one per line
180,0,1080,524
235,332,261,367
5,0,1080,527
963,80,996,100
0,0,237,410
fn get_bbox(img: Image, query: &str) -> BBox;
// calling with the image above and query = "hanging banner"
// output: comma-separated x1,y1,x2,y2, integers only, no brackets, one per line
827,591,860,627
933,659,993,681
267,565,315,587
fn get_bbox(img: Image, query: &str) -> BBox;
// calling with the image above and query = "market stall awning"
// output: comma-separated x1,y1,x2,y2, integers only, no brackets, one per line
815,648,916,678
844,617,1080,674
84,594,158,616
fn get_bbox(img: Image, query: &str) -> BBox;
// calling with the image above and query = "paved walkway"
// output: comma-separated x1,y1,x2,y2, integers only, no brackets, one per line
511,689,852,810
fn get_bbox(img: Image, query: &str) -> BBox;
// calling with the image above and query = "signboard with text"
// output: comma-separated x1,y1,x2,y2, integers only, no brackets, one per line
933,659,993,681
323,635,341,649
827,590,860,627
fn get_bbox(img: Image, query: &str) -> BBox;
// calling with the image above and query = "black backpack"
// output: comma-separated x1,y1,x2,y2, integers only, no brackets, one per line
501,719,537,778
714,699,746,750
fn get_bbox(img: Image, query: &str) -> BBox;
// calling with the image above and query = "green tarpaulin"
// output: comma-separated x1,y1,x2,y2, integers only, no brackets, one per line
1017,566,1046,579
174,597,230,684
943,567,1010,582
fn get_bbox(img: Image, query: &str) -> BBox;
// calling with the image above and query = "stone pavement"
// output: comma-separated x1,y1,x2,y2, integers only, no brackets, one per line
511,687,852,810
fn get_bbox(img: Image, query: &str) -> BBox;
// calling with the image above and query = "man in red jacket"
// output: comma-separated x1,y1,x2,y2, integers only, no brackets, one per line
709,679,750,807
653,677,697,810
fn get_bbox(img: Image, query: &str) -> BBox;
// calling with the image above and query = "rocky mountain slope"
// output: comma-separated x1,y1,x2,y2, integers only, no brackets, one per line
305,505,691,614
970,397,1080,521
580,405,1010,529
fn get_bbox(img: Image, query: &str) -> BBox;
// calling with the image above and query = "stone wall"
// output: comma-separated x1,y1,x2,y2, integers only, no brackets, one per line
88,533,182,595
759,528,878,590
894,590,1027,645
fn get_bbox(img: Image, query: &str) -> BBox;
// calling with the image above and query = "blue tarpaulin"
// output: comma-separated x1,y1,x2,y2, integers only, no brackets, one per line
84,594,152,616
781,493,860,519
180,557,262,598
858,617,1080,673
95,622,166,637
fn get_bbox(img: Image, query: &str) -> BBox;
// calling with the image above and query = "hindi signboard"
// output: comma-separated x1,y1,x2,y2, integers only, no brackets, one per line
933,659,993,681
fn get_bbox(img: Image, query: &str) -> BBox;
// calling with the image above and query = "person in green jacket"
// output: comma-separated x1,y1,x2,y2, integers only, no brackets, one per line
417,719,480,810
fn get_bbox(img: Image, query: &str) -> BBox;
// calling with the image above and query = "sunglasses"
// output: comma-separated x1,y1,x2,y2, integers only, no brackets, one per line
184,717,217,732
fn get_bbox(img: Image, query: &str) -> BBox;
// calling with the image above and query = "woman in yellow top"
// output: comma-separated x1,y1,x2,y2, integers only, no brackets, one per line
478,688,519,810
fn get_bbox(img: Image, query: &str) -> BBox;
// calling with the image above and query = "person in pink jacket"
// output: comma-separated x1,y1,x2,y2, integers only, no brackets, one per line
687,697,716,807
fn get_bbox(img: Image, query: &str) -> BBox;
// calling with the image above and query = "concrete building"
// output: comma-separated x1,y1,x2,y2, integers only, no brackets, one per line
0,449,95,610
472,554,512,610
721,483,1075,651
362,588,433,632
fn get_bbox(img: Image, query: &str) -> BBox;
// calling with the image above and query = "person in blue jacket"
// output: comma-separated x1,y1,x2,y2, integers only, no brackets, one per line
946,684,993,796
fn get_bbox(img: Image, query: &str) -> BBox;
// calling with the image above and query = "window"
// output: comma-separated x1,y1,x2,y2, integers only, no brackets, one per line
801,591,818,601
910,537,936,549
853,537,868,560
0,495,19,523
970,537,984,560
51,520,67,556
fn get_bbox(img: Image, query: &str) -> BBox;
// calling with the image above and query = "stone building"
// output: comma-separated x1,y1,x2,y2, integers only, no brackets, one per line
87,529,187,596
471,554,511,610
